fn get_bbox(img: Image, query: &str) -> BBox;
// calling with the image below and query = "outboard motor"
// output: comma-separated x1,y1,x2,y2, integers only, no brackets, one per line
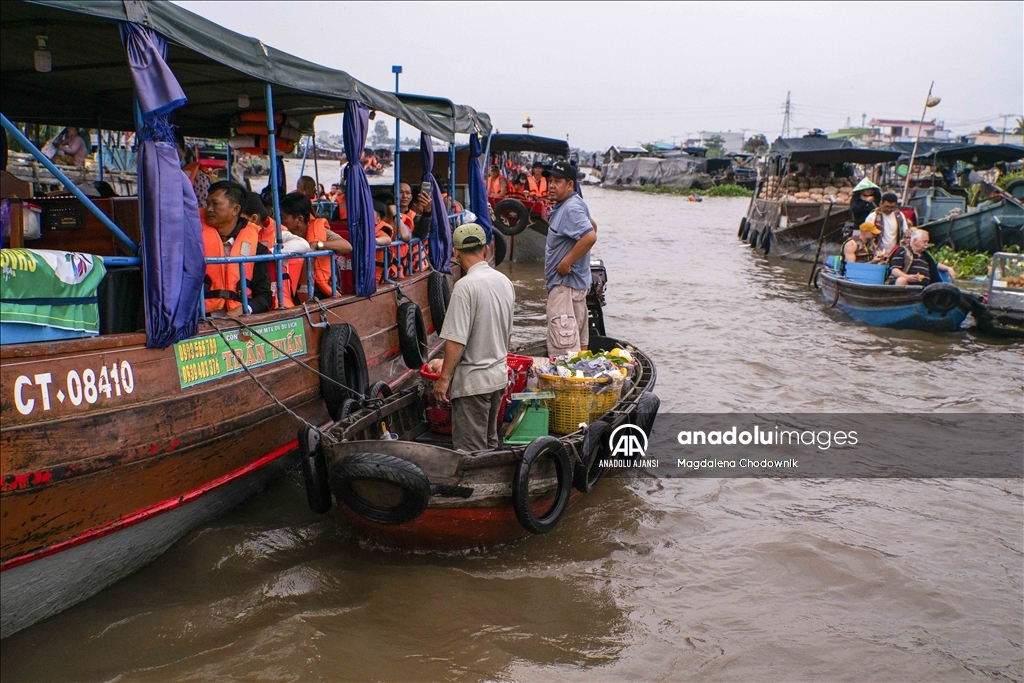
587,259,609,337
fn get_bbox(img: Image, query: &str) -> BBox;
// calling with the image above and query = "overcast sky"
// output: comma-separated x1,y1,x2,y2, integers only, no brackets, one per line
175,1,1022,150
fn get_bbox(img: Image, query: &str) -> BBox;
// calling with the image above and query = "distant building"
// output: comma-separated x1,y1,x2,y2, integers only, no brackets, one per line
602,146,647,163
827,127,877,145
967,126,1024,145
867,118,953,144
688,131,745,153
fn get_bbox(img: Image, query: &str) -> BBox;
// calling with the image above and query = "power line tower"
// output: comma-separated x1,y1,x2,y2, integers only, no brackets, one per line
781,91,792,138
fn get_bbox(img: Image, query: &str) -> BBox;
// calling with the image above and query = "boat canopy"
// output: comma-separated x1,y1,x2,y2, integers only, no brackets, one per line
911,143,1024,167
455,105,492,136
486,134,570,157
770,137,900,165
2,0,458,140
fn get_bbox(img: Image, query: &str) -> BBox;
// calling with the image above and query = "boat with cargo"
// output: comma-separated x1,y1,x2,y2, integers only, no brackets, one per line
739,135,901,261
298,332,659,551
0,0,492,638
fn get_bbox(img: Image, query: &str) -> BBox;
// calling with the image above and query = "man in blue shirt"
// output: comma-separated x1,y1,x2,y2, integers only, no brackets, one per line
543,160,597,356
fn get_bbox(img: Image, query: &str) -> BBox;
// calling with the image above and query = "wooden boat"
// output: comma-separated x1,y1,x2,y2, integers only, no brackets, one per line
817,268,970,331
739,136,900,262
0,0,487,638
299,336,659,551
486,134,571,262
919,198,1024,253
968,252,1024,339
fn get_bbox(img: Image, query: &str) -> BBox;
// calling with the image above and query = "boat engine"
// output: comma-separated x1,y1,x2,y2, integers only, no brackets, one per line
587,259,608,337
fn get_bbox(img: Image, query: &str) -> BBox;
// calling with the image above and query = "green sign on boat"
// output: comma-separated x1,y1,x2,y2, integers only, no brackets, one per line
173,317,307,389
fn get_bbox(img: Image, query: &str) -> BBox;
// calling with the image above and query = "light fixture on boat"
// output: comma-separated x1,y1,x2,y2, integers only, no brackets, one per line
237,92,250,108
33,35,51,73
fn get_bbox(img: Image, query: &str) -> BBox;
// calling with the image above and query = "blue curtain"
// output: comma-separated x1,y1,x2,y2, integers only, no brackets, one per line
343,101,377,297
420,133,451,273
467,133,493,243
120,23,203,348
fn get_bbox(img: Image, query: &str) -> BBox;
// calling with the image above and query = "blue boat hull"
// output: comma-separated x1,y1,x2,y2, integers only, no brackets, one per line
818,270,968,332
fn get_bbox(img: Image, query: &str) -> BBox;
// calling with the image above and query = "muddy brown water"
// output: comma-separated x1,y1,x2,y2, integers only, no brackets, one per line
2,190,1020,682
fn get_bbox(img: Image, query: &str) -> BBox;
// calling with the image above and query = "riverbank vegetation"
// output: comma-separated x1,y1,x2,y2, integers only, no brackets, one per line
633,184,753,198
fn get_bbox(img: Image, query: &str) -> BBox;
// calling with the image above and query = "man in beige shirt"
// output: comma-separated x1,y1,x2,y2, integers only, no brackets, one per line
432,224,515,451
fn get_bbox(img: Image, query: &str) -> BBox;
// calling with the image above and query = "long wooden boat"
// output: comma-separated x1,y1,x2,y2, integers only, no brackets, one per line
300,336,659,551
817,268,970,331
919,198,1024,253
968,252,1024,339
739,137,900,262
0,0,486,638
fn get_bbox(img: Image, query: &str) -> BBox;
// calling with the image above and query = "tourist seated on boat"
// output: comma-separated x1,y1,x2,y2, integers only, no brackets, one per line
850,178,881,226
373,200,398,282
487,165,508,198
843,222,885,265
52,127,89,167
864,192,911,254
887,229,955,286
243,191,309,308
202,181,273,317
400,181,435,240
176,133,216,208
296,175,318,201
526,162,548,198
331,183,348,221
278,191,352,299
508,173,527,198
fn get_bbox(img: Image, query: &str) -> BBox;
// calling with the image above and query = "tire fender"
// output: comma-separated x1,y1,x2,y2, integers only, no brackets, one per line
512,436,573,534
396,301,428,369
428,272,451,333
492,230,507,267
493,198,530,236
921,282,962,315
574,420,611,493
299,427,332,514
330,452,431,524
632,392,661,437
319,324,369,421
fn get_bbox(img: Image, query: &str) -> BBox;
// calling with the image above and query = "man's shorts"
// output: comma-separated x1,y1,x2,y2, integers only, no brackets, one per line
546,284,588,357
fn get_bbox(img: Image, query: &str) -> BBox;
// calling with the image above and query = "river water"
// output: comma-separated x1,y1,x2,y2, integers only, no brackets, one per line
1,190,1020,682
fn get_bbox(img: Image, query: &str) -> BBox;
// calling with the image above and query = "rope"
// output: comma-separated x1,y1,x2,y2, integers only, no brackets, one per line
205,317,338,444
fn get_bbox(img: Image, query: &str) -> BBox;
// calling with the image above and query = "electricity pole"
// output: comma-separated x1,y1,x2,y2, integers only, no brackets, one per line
781,92,791,138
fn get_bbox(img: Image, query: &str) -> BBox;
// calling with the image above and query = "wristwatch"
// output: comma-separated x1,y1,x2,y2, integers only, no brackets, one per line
316,240,324,250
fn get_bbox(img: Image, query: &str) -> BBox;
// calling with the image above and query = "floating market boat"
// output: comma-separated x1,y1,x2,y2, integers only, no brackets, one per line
0,0,492,638
487,133,571,262
816,262,970,331
739,136,900,261
967,252,1024,339
299,335,659,551
905,145,1024,253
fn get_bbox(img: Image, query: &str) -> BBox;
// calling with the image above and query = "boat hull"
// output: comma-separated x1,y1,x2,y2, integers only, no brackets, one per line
818,270,968,331
0,271,445,637
744,198,851,262
920,198,1024,253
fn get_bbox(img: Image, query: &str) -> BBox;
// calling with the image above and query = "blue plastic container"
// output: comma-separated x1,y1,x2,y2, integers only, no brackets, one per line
844,262,886,284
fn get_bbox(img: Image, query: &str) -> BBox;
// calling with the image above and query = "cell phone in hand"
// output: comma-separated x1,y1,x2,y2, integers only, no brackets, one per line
420,180,431,198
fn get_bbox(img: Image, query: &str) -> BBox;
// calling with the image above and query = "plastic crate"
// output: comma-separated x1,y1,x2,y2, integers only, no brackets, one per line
844,262,886,284
537,372,623,435
499,354,533,421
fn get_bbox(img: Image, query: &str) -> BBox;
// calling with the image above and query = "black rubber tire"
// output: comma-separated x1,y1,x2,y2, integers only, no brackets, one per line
761,228,772,255
339,398,357,419
574,420,611,493
330,452,431,525
492,230,506,267
632,392,661,437
320,324,369,421
493,198,530,236
749,228,760,248
299,427,332,514
366,381,393,400
738,217,748,239
427,272,450,334
512,436,573,534
1005,178,1024,201
921,282,962,314
396,301,428,370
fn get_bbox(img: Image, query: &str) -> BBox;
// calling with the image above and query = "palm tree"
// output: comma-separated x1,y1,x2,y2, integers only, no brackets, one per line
1014,118,1024,136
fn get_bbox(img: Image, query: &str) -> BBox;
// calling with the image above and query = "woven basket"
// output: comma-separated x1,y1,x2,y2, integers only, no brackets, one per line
537,373,623,435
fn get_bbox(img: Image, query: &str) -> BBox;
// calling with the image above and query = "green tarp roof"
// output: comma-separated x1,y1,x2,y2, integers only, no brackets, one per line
2,0,489,140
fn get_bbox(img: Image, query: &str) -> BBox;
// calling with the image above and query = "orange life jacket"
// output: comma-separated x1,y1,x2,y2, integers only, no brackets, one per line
305,216,336,296
488,176,505,197
527,175,547,196
374,219,399,282
203,221,261,313
258,220,303,308
335,195,348,221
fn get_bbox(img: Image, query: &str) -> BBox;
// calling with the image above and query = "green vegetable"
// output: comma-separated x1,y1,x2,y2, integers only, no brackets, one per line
928,246,991,279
